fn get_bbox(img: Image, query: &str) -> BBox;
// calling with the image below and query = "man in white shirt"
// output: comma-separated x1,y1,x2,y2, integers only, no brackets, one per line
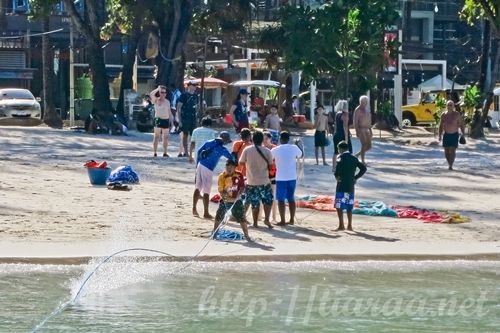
189,117,217,163
271,131,304,226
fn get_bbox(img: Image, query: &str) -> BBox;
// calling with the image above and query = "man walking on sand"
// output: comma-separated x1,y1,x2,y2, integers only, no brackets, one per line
271,131,303,226
193,131,234,218
439,100,466,170
334,141,366,231
353,95,372,165
239,130,274,229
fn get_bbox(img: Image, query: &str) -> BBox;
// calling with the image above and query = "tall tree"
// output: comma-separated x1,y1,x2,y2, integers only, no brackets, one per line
29,1,63,128
61,0,113,119
190,0,254,67
103,0,144,116
461,0,500,138
147,0,196,87
258,1,399,99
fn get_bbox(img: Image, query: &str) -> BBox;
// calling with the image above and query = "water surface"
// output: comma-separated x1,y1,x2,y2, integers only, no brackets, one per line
1,261,499,332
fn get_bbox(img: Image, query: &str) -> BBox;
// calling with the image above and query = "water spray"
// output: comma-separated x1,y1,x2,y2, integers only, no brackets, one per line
30,198,243,333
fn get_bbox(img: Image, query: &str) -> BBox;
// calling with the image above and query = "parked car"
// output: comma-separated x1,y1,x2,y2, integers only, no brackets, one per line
401,89,464,126
0,88,41,119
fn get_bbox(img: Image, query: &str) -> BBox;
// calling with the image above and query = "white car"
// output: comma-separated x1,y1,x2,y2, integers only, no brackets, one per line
0,88,41,119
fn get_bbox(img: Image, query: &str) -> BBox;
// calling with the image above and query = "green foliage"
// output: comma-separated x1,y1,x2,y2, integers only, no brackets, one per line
258,0,399,97
191,1,253,38
376,100,393,118
460,0,499,35
28,0,58,20
463,85,482,109
433,95,446,126
462,85,482,125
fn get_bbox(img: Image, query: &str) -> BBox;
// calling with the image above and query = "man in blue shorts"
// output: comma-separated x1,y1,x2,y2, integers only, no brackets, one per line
271,131,303,226
334,141,367,231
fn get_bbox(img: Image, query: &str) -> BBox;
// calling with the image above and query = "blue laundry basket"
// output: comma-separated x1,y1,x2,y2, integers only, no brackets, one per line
86,167,111,185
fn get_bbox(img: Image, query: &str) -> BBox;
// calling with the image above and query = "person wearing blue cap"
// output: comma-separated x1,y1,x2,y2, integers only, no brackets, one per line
229,88,250,133
193,131,234,218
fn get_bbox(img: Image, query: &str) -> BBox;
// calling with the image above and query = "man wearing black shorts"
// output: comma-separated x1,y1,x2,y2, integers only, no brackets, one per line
177,81,199,157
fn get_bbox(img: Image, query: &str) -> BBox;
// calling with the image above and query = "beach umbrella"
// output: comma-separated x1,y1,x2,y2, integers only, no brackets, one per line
183,77,228,89
229,80,284,88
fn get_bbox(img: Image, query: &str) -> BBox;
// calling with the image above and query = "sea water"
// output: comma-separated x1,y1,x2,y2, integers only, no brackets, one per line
1,261,499,333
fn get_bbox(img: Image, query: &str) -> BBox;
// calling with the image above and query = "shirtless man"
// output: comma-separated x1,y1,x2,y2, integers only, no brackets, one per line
438,100,465,170
353,95,372,164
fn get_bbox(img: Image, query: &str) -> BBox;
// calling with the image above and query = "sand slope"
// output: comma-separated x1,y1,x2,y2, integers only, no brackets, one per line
0,126,499,260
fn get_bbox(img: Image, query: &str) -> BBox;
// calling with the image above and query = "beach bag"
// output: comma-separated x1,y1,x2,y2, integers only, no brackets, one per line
459,135,466,145
108,165,140,184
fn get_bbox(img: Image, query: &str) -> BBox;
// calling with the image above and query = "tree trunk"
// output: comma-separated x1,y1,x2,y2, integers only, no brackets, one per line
471,35,499,138
155,0,194,87
87,41,113,120
41,16,63,128
477,21,490,93
116,31,140,118
61,0,112,121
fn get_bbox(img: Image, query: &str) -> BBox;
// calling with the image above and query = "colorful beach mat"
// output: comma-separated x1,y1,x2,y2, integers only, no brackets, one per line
295,195,470,224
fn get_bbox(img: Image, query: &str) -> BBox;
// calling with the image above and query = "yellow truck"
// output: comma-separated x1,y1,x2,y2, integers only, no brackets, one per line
401,90,462,126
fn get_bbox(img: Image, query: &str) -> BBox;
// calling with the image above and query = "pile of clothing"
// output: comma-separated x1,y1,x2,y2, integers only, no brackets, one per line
295,195,470,224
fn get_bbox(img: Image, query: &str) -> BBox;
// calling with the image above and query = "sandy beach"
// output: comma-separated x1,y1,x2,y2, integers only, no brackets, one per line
1,125,499,262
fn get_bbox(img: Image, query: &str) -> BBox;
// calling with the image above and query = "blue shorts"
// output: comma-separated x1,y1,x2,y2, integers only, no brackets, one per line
276,180,297,202
334,192,354,210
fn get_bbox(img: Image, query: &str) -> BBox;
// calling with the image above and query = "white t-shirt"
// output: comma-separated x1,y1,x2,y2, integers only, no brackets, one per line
191,127,217,151
271,144,303,181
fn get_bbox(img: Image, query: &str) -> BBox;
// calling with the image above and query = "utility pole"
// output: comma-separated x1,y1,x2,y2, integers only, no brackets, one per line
69,21,75,127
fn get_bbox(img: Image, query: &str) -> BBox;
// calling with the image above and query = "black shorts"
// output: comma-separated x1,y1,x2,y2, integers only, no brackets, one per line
215,200,245,223
314,130,328,147
333,135,352,154
443,132,459,148
180,120,196,135
155,118,171,129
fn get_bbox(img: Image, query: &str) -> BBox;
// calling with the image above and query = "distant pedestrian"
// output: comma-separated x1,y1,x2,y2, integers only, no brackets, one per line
232,128,253,177
332,99,352,169
353,95,372,165
438,100,466,170
334,141,367,231
292,95,299,115
177,81,199,157
169,85,181,134
189,117,217,163
193,131,234,218
314,105,329,165
264,105,281,132
213,159,250,241
271,131,304,226
239,130,274,228
230,88,250,133
150,85,173,157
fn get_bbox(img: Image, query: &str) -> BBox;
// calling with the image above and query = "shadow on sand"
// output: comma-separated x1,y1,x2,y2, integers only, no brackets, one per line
346,231,400,242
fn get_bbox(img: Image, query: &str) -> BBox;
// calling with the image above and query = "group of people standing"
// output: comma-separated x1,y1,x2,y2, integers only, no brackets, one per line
313,95,374,168
190,127,304,241
149,81,199,158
